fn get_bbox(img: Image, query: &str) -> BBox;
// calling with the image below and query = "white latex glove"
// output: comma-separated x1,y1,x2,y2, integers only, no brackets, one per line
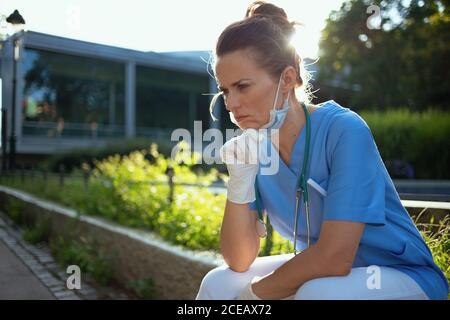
220,129,263,204
237,276,263,300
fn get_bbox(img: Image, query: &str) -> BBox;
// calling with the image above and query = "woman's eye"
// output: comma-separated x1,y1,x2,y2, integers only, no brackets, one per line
238,84,248,90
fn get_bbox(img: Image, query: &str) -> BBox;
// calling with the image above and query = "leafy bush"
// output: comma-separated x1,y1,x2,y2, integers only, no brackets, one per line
5,198,25,225
156,187,223,251
360,108,450,179
50,236,114,286
415,215,450,298
23,219,51,244
127,277,156,300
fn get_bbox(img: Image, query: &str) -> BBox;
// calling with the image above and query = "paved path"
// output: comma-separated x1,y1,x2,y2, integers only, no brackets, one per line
0,239,55,299
0,211,132,299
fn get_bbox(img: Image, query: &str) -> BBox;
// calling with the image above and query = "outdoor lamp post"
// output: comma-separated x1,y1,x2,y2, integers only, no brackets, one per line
1,77,6,172
0,14,8,172
6,10,25,171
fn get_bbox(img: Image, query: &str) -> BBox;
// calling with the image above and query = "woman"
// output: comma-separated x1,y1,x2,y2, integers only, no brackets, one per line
195,1,448,300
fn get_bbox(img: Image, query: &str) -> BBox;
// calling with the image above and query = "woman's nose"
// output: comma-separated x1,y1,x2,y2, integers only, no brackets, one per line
225,92,240,111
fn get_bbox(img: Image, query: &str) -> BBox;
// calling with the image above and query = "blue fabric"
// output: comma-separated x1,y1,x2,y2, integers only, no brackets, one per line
249,100,448,300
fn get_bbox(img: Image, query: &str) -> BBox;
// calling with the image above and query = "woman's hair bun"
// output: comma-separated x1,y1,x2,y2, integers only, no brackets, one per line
245,1,287,20
245,1,296,38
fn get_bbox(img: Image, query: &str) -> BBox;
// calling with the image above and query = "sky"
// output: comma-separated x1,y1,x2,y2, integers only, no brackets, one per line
1,0,346,59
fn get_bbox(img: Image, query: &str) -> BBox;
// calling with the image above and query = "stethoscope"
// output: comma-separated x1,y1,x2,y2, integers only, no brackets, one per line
254,102,311,256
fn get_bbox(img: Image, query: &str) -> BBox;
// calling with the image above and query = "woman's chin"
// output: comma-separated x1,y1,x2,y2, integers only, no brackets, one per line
239,124,253,130
238,120,260,130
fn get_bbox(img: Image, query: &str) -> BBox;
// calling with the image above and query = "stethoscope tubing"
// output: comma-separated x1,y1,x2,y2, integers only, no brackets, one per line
255,102,311,255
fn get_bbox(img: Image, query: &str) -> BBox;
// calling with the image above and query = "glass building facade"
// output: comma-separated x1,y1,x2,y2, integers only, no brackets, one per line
135,65,211,137
0,31,218,154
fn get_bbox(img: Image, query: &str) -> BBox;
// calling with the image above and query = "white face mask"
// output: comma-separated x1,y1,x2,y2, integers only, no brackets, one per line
229,73,290,131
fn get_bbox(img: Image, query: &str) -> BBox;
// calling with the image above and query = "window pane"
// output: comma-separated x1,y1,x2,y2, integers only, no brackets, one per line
136,65,210,139
21,48,125,138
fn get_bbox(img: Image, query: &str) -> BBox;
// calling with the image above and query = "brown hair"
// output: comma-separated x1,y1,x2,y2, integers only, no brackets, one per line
209,1,312,121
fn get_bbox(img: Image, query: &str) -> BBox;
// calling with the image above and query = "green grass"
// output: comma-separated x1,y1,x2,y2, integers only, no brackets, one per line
414,214,450,299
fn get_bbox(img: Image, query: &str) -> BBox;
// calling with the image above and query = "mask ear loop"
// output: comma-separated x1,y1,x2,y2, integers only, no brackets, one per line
272,74,284,111
284,90,291,109
273,73,291,111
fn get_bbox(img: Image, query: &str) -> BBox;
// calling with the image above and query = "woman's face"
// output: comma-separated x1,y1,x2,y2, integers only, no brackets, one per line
215,49,283,129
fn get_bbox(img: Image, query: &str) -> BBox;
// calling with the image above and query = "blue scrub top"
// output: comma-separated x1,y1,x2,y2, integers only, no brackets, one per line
249,100,449,300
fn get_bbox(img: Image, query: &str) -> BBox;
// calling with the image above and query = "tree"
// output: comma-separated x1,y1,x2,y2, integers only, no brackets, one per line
316,0,450,111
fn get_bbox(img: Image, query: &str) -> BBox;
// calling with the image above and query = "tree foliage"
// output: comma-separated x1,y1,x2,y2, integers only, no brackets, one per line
317,0,450,111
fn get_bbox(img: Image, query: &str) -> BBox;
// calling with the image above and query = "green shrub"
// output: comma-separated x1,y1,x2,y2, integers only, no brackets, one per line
127,277,156,300
156,187,224,251
360,108,450,179
415,214,450,298
50,236,114,286
23,219,51,244
5,199,25,225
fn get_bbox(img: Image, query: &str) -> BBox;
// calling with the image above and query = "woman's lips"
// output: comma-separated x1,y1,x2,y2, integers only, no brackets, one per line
235,115,250,122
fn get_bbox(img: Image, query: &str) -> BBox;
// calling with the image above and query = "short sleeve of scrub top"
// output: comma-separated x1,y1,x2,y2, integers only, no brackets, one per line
323,117,386,226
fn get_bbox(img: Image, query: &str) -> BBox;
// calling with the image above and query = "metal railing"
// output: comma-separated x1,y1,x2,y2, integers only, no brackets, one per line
0,165,226,199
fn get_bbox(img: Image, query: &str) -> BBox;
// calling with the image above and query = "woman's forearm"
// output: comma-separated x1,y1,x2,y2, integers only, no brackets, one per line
220,200,260,272
253,244,350,299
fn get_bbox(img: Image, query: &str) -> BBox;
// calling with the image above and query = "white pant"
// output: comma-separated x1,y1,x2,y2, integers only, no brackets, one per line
196,253,429,300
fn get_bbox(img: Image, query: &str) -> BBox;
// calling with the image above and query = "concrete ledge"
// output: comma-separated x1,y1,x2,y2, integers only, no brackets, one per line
402,199,450,224
0,186,223,299
402,199,450,210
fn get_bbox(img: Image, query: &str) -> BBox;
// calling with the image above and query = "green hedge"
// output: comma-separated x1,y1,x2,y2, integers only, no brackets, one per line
360,108,450,179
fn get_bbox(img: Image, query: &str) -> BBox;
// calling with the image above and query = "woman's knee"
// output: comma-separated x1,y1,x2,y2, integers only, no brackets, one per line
196,266,226,299
294,278,340,300
196,265,247,300
201,266,231,287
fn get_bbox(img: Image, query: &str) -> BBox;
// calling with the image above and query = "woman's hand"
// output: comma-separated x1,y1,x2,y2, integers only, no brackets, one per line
220,129,263,204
